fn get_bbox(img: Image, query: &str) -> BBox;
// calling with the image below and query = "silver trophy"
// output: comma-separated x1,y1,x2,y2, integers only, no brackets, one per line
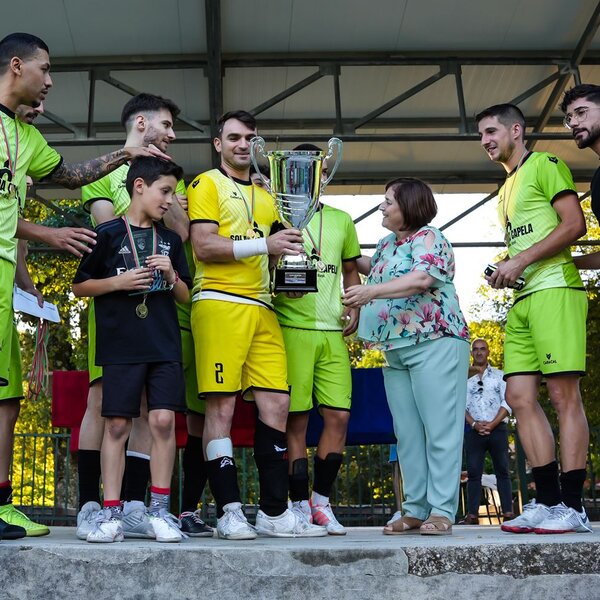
250,137,343,293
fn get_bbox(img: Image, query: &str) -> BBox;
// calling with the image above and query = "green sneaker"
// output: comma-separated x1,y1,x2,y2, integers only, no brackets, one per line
0,504,50,537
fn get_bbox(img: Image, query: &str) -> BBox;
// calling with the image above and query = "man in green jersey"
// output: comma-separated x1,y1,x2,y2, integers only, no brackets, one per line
0,32,168,536
560,84,600,270
476,103,591,534
273,144,361,535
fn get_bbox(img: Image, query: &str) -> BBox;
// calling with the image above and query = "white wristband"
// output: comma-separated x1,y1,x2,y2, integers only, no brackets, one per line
232,237,268,260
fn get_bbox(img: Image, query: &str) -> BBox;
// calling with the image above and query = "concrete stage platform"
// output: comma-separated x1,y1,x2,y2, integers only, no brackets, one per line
1,524,599,600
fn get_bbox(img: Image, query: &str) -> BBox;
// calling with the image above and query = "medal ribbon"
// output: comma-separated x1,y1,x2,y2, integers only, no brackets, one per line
228,176,255,231
304,205,323,259
122,216,157,267
0,113,19,177
501,150,529,229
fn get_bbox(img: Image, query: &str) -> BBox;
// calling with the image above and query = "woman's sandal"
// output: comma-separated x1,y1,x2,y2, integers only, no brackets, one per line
383,515,424,535
419,514,453,536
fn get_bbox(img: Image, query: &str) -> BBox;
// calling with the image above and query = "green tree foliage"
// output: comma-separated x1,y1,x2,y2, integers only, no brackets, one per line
12,197,90,508
346,333,385,368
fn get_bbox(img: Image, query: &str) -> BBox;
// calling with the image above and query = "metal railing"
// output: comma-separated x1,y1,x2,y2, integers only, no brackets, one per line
10,427,600,526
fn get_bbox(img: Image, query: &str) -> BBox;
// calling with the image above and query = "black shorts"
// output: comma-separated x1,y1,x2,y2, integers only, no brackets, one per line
102,362,186,418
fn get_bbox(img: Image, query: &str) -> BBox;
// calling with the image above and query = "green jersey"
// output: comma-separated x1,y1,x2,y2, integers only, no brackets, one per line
497,151,583,299
0,106,61,264
82,164,131,226
273,204,361,330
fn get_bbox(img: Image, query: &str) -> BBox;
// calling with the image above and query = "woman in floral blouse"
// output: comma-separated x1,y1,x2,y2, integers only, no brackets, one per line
343,178,470,536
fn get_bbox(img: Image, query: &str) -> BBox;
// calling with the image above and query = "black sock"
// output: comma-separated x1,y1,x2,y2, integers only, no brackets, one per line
122,453,150,502
0,482,12,506
77,449,102,509
289,458,309,502
181,435,208,513
313,453,343,498
206,455,240,518
254,419,288,517
560,469,586,512
531,461,561,507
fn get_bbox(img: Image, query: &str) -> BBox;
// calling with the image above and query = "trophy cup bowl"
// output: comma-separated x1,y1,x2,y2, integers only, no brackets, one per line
250,136,343,293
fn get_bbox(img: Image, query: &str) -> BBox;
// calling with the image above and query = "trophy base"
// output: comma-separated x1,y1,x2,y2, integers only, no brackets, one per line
273,266,318,293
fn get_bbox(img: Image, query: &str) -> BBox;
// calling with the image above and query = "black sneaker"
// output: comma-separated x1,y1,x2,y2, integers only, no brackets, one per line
179,510,214,537
0,517,26,540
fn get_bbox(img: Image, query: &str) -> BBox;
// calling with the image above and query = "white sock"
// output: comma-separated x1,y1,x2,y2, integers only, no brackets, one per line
311,491,329,507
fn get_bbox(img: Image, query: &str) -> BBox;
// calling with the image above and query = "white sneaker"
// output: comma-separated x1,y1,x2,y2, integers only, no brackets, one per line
255,508,327,538
122,501,155,539
311,502,346,535
86,509,124,543
216,502,257,540
387,510,402,526
501,500,551,533
290,500,312,524
534,503,593,534
76,501,101,540
148,509,184,542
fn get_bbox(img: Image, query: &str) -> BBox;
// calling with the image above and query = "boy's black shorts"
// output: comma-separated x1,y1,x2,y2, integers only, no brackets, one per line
101,362,186,418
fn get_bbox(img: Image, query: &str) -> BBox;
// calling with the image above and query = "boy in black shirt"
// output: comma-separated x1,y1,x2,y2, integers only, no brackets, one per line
73,156,191,543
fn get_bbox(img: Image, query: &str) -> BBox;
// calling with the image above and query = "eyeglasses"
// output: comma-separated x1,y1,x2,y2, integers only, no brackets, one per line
563,106,600,129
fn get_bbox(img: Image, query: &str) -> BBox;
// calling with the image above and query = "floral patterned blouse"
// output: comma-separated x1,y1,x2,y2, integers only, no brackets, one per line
357,226,469,350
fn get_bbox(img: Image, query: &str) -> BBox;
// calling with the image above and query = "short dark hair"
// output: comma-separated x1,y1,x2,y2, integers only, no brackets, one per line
0,33,49,75
217,110,256,137
384,178,437,230
125,156,183,197
250,163,270,178
560,84,600,113
293,143,322,152
475,103,525,136
120,93,180,129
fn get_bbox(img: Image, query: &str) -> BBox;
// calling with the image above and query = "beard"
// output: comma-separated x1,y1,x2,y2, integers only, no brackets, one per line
143,126,169,152
574,123,600,149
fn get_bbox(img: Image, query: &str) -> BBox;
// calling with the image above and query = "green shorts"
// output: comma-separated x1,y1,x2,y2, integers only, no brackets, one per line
504,287,587,377
0,259,16,387
282,327,352,413
181,325,205,414
0,323,23,401
87,299,102,384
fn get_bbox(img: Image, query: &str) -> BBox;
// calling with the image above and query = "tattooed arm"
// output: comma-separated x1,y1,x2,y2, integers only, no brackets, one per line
46,145,171,189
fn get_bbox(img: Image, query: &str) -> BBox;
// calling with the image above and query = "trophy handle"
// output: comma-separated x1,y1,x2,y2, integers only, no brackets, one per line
249,136,272,193
321,137,343,190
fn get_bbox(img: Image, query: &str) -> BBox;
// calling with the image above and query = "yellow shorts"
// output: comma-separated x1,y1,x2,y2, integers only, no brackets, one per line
191,300,288,399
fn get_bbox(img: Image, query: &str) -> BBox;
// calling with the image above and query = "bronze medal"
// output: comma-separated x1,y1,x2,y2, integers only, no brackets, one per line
136,303,149,319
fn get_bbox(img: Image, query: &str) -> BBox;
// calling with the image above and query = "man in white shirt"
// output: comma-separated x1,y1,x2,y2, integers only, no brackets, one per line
461,338,514,524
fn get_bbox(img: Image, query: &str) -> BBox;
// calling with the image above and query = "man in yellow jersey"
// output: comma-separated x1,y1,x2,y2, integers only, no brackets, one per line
273,143,361,535
476,103,591,534
0,32,167,536
188,110,326,539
